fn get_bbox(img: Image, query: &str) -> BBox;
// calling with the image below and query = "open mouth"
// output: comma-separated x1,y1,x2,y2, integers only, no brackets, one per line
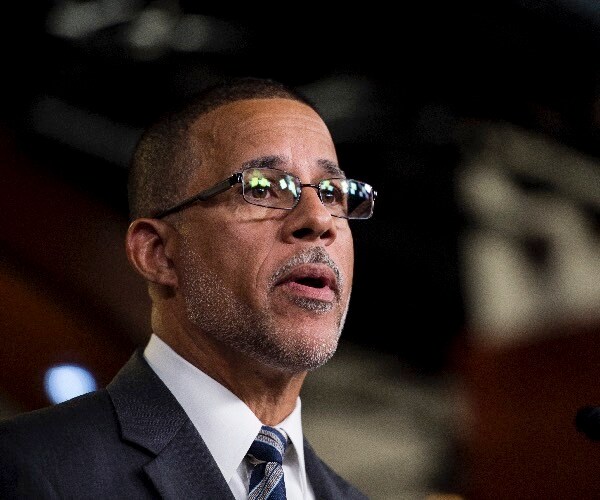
273,264,339,302
295,276,328,288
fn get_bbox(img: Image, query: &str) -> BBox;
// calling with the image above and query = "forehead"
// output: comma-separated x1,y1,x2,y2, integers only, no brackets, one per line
188,98,339,183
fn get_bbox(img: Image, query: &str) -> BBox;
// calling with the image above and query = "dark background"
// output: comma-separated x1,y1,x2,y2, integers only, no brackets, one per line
6,1,600,374
3,2,600,497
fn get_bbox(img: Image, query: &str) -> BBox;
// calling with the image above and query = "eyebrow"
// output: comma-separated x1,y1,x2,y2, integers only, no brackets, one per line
240,156,285,170
318,159,345,178
239,156,346,178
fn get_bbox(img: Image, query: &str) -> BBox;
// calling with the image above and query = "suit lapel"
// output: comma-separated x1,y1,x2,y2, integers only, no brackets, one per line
142,419,234,499
107,350,234,500
304,439,338,500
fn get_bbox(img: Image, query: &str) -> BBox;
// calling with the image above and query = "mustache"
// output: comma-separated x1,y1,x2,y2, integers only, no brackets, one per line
269,247,343,292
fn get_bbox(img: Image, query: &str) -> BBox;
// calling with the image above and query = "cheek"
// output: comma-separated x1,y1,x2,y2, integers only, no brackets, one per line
201,220,274,292
338,231,355,290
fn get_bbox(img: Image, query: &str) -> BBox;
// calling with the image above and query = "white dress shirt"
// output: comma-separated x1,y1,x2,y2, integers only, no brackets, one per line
143,333,315,500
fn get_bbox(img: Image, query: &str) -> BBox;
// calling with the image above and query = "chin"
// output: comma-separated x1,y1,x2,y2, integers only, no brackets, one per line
250,327,341,373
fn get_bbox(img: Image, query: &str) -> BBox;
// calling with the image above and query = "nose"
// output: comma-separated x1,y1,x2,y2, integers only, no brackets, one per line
281,185,338,244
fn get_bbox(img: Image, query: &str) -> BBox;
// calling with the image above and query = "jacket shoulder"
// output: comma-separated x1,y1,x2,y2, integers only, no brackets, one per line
0,390,129,497
0,389,113,444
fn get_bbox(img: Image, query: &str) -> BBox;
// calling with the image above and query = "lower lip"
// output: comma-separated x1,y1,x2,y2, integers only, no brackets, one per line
278,282,336,302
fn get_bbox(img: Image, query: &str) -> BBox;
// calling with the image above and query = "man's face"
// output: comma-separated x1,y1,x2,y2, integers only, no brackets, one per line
174,98,354,373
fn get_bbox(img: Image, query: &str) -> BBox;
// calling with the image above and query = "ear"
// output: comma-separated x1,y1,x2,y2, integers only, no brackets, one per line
125,218,179,288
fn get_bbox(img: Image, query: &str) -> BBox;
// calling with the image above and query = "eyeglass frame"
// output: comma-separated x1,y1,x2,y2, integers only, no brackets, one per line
151,166,377,220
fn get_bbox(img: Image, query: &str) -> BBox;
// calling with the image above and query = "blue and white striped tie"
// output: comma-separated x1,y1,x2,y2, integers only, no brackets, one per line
247,425,287,500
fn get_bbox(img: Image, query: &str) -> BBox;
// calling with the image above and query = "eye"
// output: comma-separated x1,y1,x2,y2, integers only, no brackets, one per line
247,172,274,200
319,180,345,205
242,168,300,208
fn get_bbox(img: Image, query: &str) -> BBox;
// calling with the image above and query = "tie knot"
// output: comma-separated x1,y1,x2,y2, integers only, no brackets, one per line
248,425,287,466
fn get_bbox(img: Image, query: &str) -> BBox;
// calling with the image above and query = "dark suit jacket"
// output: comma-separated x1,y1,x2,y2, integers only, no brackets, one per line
0,350,368,499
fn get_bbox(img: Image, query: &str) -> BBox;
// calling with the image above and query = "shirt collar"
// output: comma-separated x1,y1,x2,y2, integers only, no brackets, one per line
278,399,305,471
143,333,306,483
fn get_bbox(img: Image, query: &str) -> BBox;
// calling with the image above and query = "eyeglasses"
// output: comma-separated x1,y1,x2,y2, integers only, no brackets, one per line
152,167,377,220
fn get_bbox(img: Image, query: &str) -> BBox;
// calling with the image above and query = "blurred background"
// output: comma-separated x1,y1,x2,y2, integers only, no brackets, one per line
2,1,600,498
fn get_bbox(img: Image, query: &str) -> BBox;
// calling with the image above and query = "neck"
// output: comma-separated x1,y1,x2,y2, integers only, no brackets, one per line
155,326,307,426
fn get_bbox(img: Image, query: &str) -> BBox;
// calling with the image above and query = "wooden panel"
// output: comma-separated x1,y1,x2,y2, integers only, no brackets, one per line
457,326,600,499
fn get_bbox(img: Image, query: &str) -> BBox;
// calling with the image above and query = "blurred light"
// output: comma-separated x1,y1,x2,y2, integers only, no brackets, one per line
457,122,600,342
126,5,178,58
46,1,104,39
46,0,139,39
170,15,243,53
170,14,215,52
44,364,97,404
46,2,243,59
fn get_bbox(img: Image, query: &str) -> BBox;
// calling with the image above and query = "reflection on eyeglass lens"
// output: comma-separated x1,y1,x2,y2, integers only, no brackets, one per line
242,167,374,219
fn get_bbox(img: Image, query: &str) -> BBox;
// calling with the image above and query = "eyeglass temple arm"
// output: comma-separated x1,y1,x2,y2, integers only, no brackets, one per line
152,172,243,219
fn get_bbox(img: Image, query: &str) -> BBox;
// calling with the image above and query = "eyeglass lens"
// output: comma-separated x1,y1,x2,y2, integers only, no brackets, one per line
241,168,374,219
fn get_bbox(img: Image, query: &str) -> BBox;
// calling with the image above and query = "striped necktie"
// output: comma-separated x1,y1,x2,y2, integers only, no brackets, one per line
247,425,288,500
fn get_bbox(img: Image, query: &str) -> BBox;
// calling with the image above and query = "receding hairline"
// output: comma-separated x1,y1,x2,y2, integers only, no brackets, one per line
158,77,320,131
185,96,327,134
127,78,326,220
183,95,333,154
185,96,337,172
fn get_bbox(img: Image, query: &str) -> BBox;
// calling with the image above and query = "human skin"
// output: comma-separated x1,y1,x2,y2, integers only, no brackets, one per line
126,98,355,424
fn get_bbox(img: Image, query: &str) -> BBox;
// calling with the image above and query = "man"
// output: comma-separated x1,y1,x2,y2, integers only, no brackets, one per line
0,77,376,499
